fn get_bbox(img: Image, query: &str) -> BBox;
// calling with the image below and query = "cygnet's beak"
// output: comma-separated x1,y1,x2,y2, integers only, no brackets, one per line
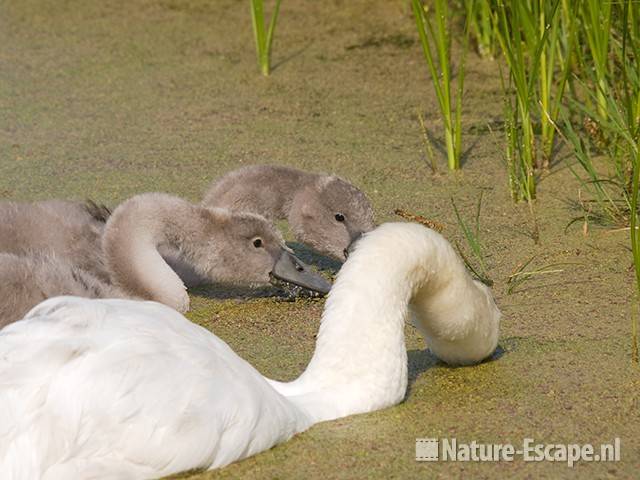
343,232,363,260
271,251,332,295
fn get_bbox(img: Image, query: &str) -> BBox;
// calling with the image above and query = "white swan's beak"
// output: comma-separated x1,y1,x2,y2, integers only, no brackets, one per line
271,251,332,295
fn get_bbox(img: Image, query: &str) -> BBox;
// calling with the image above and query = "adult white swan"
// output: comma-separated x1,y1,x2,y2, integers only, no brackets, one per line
0,223,500,479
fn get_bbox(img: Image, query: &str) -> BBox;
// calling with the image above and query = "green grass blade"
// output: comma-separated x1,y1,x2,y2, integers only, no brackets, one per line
264,0,282,75
452,198,487,273
250,0,266,68
249,0,280,76
411,0,462,170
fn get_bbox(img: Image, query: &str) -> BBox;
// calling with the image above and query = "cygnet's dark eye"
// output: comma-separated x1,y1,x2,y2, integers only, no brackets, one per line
335,213,345,222
253,238,263,248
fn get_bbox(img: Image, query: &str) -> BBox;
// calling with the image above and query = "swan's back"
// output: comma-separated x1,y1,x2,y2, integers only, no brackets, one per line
0,200,109,282
0,297,310,479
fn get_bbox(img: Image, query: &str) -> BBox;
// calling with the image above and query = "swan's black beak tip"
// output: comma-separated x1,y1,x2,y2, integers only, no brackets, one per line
271,251,332,295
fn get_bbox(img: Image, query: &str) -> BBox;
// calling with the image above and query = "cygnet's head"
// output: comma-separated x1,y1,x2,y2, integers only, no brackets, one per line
288,175,375,261
192,209,331,294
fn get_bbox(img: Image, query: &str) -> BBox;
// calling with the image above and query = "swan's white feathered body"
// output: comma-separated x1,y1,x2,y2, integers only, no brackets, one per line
0,223,500,479
0,298,309,479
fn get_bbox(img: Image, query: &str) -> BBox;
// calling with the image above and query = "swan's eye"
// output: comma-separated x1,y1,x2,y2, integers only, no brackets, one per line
335,213,345,222
253,238,263,248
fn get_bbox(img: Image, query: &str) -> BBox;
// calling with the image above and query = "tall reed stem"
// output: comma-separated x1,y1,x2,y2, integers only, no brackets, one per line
250,0,282,76
581,0,611,121
412,0,465,170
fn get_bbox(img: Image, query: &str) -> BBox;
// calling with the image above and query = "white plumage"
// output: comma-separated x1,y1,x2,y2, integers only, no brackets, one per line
0,223,501,479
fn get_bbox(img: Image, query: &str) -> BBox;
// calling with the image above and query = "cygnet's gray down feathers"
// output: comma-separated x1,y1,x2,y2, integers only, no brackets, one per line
0,193,330,326
0,200,110,281
0,253,124,328
203,165,375,260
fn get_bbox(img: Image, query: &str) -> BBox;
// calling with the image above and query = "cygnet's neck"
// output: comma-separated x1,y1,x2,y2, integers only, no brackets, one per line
268,223,500,424
102,194,205,312
262,167,318,220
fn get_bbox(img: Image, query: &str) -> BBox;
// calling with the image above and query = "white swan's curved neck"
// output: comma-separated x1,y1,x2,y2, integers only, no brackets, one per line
273,252,413,423
270,224,500,424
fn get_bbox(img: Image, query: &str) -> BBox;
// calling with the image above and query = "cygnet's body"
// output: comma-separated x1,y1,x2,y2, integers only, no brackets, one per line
0,200,110,281
203,165,375,261
0,253,124,328
0,193,330,327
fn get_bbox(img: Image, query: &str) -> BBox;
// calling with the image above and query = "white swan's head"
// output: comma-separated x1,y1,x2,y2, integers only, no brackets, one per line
288,175,375,261
343,222,501,366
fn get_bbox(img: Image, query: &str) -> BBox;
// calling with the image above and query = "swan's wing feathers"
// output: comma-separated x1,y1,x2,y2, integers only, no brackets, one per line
0,297,307,479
